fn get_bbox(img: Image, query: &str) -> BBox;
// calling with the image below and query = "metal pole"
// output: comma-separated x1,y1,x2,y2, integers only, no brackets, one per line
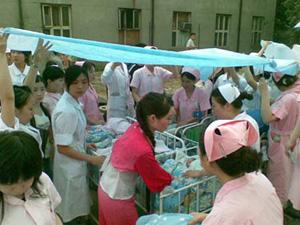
18,0,24,29
236,0,243,52
150,0,155,45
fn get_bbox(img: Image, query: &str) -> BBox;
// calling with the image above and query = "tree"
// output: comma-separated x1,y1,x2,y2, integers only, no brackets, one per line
274,0,300,46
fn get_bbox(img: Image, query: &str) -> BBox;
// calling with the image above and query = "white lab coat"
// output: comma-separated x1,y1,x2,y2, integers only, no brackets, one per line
0,115,43,156
101,62,135,119
52,91,90,222
8,63,30,86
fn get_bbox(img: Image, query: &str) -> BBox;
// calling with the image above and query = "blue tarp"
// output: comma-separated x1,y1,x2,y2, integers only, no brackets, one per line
2,28,270,75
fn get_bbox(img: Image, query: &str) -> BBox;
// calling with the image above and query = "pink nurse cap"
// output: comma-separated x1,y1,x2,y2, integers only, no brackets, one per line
204,120,258,161
182,67,201,81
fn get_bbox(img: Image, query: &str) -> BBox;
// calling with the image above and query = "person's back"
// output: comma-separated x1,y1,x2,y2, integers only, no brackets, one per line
203,172,283,225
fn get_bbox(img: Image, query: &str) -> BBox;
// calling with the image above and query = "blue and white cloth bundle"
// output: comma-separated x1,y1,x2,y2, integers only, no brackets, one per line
86,125,115,149
136,213,201,225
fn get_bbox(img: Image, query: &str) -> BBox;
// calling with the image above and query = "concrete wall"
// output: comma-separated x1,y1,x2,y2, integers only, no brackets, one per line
0,0,277,53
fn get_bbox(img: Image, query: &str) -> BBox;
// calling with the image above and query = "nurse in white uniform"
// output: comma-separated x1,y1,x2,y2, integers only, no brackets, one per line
211,83,261,152
101,62,135,119
52,65,105,223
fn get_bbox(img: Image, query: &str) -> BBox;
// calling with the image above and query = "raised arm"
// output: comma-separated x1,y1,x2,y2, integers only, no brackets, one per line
259,78,277,123
0,33,15,128
257,40,271,57
101,62,121,85
242,66,258,91
23,39,52,89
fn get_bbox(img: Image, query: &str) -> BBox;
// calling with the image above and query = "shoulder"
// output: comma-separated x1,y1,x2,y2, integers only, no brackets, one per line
133,67,146,75
173,88,184,97
39,172,52,186
194,86,208,95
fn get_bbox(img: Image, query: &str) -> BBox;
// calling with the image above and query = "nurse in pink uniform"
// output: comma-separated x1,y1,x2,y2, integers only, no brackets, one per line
79,61,104,125
189,120,283,225
259,68,300,206
172,67,211,126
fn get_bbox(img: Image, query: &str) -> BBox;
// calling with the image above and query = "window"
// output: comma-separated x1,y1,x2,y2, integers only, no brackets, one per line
118,8,140,30
214,14,231,47
251,16,264,50
172,11,191,47
42,4,72,37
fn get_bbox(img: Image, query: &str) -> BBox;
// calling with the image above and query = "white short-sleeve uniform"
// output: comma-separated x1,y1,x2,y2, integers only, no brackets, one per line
52,91,90,222
1,173,61,225
0,116,43,156
8,63,30,86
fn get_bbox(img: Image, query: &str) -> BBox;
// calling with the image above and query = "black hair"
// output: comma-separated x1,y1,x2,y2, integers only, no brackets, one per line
181,72,196,81
35,75,45,84
272,74,298,90
135,43,147,47
13,85,32,109
82,61,96,74
42,65,65,87
136,92,171,149
11,50,31,65
0,131,43,221
190,33,196,36
64,65,89,90
198,119,262,177
211,87,253,109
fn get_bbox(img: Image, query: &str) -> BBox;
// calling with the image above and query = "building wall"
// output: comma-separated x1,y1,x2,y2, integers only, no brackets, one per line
0,0,277,53
0,0,20,28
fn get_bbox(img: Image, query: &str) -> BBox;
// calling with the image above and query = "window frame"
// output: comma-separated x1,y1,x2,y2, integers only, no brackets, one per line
214,14,231,47
118,8,141,30
251,16,264,49
41,4,72,37
171,11,192,47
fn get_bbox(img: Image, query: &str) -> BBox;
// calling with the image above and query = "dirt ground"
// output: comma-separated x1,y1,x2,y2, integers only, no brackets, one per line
92,71,182,102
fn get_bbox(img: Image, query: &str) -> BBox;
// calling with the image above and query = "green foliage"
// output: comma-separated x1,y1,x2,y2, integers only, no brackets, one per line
274,0,300,46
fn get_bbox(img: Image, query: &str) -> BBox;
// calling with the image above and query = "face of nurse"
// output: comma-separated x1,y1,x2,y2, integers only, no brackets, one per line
11,50,26,65
181,75,196,91
0,177,34,198
47,77,65,94
211,96,232,119
68,73,89,99
148,107,175,132
15,95,35,125
32,81,46,104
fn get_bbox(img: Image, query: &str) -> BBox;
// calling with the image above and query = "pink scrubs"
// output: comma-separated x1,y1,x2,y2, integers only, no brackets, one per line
172,87,211,123
288,141,300,210
42,92,62,116
79,85,104,125
1,173,61,225
268,87,300,204
202,172,283,225
130,66,173,97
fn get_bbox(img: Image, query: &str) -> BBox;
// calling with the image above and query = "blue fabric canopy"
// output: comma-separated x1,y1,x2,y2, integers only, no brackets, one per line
264,59,300,76
2,27,269,72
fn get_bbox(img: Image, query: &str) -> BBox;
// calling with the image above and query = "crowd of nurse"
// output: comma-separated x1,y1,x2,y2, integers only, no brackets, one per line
0,30,300,225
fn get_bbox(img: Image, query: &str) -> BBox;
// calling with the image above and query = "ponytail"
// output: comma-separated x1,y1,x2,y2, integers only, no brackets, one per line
136,92,171,150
